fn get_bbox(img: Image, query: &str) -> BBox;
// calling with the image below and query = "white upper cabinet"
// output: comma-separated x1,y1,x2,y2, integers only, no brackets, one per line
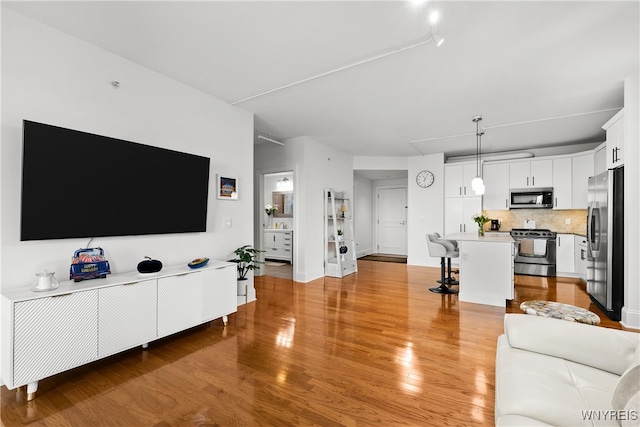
482,162,510,210
445,163,478,198
509,159,552,188
594,143,607,175
571,152,594,209
552,157,572,209
603,109,624,169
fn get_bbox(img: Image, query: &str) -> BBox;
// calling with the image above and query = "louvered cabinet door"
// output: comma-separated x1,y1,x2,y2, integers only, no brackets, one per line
157,273,202,338
13,291,98,387
98,279,158,357
202,265,237,322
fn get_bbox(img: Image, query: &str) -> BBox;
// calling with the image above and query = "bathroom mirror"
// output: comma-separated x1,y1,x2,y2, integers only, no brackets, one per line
272,191,293,217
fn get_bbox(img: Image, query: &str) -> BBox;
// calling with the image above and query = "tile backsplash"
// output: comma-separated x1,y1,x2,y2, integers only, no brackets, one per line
483,209,587,235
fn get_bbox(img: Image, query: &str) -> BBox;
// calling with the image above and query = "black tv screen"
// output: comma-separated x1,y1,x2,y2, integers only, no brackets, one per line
21,120,211,241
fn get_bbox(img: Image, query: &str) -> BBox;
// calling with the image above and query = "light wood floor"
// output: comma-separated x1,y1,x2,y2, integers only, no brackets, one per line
1,261,631,426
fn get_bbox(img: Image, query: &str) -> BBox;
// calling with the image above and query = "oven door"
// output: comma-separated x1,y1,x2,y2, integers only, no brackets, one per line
513,237,554,265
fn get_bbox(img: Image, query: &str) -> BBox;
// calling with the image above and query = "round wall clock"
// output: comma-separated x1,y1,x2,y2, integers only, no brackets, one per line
416,170,435,188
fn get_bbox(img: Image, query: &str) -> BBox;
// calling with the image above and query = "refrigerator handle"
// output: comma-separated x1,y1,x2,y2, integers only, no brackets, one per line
588,202,601,258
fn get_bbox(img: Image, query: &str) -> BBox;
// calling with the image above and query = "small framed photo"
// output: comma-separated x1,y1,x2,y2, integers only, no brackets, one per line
217,175,238,200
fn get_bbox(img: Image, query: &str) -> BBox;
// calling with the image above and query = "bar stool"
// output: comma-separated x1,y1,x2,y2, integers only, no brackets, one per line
434,232,459,285
426,233,459,294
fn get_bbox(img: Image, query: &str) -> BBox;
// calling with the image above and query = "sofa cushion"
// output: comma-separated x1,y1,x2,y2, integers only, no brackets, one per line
496,334,621,426
504,314,639,375
612,345,640,426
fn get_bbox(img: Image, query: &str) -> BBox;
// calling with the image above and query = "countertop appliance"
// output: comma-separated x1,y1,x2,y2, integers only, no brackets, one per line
490,219,500,231
510,228,557,277
509,188,554,209
587,168,624,321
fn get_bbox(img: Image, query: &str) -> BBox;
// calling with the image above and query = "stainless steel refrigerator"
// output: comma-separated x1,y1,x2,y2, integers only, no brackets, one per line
587,167,624,321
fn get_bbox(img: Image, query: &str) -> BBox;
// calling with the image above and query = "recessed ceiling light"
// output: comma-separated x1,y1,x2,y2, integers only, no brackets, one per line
429,10,439,24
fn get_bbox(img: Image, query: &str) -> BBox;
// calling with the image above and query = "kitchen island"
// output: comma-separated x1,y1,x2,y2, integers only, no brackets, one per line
444,232,515,307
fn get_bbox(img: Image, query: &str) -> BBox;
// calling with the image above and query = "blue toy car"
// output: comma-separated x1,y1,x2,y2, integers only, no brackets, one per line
70,247,111,282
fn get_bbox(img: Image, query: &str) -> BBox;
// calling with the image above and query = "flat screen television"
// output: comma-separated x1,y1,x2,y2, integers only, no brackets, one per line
20,120,211,241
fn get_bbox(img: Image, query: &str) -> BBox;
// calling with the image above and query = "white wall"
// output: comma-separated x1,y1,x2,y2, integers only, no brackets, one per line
353,174,374,257
255,136,353,282
623,72,640,329
1,10,254,289
407,154,445,267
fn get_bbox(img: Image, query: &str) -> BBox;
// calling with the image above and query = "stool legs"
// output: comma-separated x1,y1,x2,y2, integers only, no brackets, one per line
429,257,459,294
436,257,459,285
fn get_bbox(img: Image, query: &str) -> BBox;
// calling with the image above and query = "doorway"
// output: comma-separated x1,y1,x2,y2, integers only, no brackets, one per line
262,171,294,279
376,187,407,256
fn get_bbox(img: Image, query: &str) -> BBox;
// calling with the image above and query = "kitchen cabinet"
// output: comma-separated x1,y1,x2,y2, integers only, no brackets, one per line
571,152,594,209
444,196,482,235
603,109,624,169
509,159,552,188
556,234,575,275
444,162,478,197
482,162,510,210
574,236,588,281
594,143,607,175
552,157,572,209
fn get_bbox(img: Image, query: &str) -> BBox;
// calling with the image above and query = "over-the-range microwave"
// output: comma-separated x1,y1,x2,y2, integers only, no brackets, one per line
509,188,554,209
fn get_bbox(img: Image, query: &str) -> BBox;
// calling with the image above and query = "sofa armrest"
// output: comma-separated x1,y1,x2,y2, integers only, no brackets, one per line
504,314,640,375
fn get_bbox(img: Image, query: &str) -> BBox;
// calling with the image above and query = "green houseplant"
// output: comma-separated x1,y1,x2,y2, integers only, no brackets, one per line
230,245,264,280
472,211,491,236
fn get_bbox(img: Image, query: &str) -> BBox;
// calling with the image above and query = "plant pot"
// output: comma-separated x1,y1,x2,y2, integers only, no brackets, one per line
478,227,485,236
237,278,248,296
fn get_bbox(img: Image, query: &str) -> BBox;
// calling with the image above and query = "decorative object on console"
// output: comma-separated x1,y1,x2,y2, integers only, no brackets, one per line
70,247,111,282
472,211,491,236
137,256,163,273
217,175,238,200
31,271,60,292
187,257,209,269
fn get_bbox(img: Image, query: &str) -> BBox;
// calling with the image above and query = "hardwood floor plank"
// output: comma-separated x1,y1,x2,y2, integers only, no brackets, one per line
2,261,635,426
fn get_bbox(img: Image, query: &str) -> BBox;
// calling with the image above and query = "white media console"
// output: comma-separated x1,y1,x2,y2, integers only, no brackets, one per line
1,260,237,400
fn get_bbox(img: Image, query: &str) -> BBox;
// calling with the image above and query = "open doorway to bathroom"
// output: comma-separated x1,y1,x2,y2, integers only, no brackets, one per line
263,171,294,279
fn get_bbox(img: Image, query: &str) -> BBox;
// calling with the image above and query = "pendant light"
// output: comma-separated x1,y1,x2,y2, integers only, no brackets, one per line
471,115,485,195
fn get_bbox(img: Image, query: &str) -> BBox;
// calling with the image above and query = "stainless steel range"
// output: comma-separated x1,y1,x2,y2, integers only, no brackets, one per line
510,229,557,277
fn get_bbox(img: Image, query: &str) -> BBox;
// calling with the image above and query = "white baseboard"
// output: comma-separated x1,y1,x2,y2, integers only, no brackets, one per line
621,306,640,330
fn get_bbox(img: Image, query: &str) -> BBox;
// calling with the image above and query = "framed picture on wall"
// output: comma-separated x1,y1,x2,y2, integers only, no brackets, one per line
217,175,238,200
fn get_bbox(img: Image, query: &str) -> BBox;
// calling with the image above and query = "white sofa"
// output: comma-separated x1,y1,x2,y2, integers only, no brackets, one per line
495,314,640,426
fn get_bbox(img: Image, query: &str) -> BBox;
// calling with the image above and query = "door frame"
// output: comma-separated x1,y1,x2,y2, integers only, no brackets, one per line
374,185,408,255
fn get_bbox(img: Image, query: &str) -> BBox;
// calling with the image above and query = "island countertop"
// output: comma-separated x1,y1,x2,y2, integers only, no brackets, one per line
444,232,514,243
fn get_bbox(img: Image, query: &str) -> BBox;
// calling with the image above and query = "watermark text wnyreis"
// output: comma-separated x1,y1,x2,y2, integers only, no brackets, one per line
581,410,638,422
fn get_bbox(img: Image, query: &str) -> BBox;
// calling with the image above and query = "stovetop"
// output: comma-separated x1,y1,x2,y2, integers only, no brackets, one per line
510,228,557,238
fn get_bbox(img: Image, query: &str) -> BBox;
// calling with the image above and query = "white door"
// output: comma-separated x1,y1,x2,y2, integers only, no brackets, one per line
377,187,407,255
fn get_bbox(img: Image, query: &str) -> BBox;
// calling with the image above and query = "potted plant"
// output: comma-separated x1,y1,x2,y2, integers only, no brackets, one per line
337,229,344,241
230,245,264,280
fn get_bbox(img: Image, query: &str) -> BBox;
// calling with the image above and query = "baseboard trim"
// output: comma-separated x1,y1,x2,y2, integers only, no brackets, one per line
621,307,640,330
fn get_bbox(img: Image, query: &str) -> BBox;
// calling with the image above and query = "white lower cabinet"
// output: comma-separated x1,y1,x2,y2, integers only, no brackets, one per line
556,234,575,275
1,262,236,400
575,236,588,281
202,265,237,322
13,291,98,388
98,279,158,357
158,273,203,337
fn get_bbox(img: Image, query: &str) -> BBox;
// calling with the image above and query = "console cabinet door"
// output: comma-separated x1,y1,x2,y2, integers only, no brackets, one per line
202,265,237,322
158,273,202,337
13,291,98,387
99,279,158,357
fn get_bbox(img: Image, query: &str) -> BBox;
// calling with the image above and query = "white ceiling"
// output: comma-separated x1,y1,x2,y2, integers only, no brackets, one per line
4,1,639,158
